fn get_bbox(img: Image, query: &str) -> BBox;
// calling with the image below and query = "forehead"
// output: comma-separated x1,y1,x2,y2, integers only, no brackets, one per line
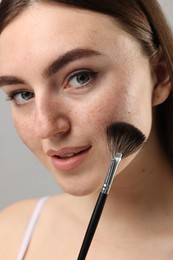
0,3,119,44
0,2,129,46
0,2,138,74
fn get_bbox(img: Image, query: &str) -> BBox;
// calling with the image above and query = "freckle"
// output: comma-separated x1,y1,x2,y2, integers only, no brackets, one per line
142,168,146,173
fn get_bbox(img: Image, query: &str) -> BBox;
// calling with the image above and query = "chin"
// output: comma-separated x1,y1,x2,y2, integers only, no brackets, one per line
54,174,103,197
63,186,100,197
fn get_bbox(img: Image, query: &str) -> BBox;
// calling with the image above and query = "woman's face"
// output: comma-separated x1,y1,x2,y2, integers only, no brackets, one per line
0,2,155,195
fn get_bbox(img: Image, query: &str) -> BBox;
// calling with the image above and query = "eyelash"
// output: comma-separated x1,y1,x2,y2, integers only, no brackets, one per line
6,69,98,104
6,90,34,103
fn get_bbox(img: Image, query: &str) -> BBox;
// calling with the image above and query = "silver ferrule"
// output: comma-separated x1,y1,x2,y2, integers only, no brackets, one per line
101,153,122,194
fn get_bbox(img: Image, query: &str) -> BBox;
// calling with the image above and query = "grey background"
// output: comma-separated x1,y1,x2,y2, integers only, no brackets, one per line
0,0,173,210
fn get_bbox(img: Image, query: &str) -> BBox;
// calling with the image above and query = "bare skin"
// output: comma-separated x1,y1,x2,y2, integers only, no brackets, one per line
0,2,173,259
1,128,173,259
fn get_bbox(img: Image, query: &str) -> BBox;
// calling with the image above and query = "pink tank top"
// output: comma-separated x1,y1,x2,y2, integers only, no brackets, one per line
17,197,48,260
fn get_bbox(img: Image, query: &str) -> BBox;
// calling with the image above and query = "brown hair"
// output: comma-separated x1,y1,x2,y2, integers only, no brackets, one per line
0,0,173,162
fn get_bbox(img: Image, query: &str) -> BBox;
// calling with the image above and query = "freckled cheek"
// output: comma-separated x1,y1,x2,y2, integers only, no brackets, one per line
85,75,130,125
76,93,127,132
13,114,39,153
73,84,152,141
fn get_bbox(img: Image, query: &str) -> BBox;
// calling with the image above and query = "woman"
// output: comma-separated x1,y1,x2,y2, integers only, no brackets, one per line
0,0,173,259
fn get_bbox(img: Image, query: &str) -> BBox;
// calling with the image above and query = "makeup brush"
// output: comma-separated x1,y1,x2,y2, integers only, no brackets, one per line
77,122,146,260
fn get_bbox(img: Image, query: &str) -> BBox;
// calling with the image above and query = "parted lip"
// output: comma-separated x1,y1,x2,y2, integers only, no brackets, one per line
47,145,92,157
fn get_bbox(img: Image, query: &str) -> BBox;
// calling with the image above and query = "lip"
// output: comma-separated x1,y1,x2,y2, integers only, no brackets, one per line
47,145,92,171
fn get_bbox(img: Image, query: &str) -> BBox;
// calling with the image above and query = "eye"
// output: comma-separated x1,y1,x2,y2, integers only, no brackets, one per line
7,90,34,105
66,70,98,89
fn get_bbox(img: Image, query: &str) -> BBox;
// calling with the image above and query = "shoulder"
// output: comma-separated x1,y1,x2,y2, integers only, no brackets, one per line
0,198,41,259
0,198,41,228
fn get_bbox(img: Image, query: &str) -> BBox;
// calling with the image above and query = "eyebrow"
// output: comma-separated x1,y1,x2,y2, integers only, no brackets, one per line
0,76,25,87
43,48,102,78
0,48,102,87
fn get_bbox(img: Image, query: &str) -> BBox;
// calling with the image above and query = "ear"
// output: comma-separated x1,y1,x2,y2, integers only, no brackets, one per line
152,49,172,106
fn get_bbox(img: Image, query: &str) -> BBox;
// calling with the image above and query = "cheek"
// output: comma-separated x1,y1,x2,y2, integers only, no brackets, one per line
13,113,38,153
80,92,124,127
73,81,153,140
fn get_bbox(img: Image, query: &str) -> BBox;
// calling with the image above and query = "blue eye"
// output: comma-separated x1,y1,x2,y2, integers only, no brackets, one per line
7,90,34,105
67,70,97,88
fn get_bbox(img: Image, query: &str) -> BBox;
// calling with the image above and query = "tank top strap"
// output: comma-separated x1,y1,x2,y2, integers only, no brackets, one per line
17,196,48,260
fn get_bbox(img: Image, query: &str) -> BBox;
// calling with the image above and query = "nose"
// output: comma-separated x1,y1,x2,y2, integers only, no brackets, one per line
33,95,71,139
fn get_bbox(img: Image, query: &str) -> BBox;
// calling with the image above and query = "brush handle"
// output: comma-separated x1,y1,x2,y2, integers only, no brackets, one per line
77,192,107,260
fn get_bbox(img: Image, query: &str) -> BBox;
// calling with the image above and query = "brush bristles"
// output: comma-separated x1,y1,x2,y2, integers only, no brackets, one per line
107,122,146,158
